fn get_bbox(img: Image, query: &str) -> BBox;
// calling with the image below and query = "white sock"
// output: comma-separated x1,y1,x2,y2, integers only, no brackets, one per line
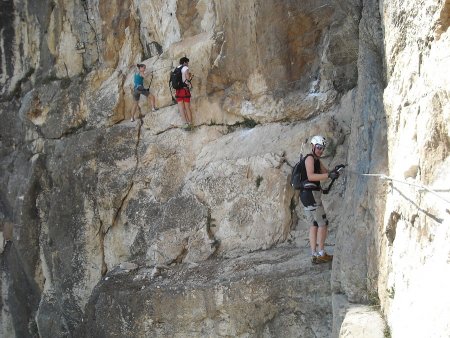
318,250,325,256
312,251,318,256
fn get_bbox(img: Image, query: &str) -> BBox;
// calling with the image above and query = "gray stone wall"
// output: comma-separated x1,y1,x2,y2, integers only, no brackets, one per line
0,0,448,337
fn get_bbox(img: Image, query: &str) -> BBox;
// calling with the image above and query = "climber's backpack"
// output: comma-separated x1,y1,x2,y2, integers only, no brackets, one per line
169,66,185,90
291,154,305,190
291,154,319,190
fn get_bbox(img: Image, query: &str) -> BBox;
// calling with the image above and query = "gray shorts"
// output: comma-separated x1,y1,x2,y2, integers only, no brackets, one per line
300,189,328,227
133,86,150,101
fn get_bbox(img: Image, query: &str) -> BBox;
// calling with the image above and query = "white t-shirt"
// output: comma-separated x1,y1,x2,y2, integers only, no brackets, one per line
181,65,189,83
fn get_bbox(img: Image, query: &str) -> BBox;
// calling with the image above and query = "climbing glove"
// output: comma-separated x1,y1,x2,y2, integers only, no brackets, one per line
328,170,340,180
334,164,346,172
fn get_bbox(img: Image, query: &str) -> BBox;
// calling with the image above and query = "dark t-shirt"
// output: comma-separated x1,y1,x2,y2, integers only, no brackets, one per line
301,153,321,187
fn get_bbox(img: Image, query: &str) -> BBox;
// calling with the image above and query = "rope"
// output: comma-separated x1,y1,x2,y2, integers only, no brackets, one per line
344,169,450,205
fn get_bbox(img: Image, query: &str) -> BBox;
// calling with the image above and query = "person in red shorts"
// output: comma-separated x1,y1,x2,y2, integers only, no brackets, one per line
175,57,193,130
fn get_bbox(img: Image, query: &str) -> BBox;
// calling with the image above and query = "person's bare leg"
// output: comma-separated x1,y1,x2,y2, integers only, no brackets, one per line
309,226,318,254
178,101,187,124
317,226,328,252
185,102,193,125
148,94,156,110
131,101,139,120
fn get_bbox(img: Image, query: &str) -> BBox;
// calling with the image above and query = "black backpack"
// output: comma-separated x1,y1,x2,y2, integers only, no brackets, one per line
291,154,305,190
169,66,185,90
291,154,318,190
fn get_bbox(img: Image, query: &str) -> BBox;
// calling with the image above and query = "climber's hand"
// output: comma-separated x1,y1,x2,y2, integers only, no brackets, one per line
328,170,340,180
335,164,345,172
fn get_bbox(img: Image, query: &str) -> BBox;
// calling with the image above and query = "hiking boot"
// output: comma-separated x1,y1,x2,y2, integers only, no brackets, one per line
315,253,333,263
152,107,159,112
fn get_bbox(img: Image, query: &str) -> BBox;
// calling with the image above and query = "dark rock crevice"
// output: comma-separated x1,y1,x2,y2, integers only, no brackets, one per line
80,0,101,66
0,0,16,87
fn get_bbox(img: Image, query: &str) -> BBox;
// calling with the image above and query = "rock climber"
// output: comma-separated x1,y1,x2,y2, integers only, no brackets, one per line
299,135,340,264
130,63,158,122
175,57,194,130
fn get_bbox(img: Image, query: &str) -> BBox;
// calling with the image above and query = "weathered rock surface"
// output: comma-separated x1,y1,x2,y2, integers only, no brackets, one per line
376,0,450,337
331,1,450,337
78,247,333,338
1,0,449,337
339,305,384,338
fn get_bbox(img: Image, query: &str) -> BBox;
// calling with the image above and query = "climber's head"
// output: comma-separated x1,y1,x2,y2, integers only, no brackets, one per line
137,64,146,72
311,135,326,157
179,57,189,65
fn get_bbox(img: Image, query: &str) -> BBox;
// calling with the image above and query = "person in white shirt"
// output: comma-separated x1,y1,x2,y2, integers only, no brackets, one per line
175,57,194,129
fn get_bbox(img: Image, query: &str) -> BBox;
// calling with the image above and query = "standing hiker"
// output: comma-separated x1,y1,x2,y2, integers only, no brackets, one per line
174,57,193,129
299,135,340,264
131,63,158,122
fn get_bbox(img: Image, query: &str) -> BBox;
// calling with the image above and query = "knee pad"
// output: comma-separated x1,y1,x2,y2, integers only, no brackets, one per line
322,214,329,226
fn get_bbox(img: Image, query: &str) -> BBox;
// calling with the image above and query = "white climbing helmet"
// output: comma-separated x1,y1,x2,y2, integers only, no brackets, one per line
311,135,327,147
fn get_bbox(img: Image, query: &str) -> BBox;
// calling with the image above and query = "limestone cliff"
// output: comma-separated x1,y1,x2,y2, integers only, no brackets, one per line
0,0,449,337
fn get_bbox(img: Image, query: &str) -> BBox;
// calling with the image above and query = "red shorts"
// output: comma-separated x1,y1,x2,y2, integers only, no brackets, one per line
176,88,191,102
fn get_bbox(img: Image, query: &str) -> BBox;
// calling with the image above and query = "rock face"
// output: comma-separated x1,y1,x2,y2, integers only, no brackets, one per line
0,0,449,337
331,0,450,337
376,0,450,337
77,248,333,338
